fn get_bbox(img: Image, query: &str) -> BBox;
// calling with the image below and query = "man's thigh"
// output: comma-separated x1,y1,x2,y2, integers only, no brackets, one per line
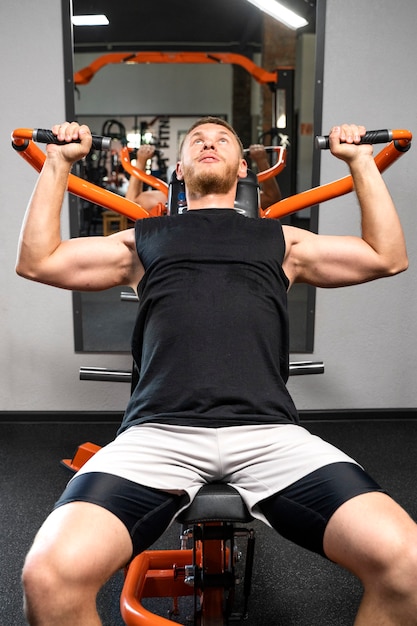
323,489,417,573
258,461,384,557
54,472,188,558
26,500,133,580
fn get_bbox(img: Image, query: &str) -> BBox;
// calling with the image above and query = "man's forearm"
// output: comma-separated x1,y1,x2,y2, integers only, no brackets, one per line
125,174,143,203
351,156,408,274
16,157,71,278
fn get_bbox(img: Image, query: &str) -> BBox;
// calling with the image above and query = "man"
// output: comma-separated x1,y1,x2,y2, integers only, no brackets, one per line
125,143,281,213
17,118,417,626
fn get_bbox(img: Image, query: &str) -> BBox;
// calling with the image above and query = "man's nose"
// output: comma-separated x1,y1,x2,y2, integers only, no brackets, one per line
203,140,215,150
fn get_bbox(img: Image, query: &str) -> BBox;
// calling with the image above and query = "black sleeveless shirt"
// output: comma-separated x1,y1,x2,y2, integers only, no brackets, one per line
118,209,299,433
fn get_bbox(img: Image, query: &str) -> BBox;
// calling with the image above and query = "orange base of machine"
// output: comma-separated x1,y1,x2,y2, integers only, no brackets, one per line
121,548,198,626
121,539,232,625
60,441,102,472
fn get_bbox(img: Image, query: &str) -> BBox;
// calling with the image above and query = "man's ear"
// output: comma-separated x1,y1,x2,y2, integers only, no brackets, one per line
176,161,184,180
237,158,248,180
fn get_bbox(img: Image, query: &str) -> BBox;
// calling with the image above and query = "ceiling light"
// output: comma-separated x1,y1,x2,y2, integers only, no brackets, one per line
246,0,308,29
72,14,109,26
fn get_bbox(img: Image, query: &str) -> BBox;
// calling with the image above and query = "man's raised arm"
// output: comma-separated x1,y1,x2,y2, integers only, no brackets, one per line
16,122,143,292
283,124,408,288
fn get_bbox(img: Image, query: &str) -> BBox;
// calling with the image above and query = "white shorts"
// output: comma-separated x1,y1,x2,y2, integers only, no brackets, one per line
73,422,358,523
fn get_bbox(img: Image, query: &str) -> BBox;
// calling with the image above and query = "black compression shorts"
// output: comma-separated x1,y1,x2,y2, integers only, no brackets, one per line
258,461,384,556
55,461,383,559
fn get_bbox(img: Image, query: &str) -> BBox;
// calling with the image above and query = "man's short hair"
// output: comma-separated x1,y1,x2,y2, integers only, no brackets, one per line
179,116,244,158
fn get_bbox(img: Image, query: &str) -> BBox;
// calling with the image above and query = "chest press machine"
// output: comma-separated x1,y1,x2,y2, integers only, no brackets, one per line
12,125,412,625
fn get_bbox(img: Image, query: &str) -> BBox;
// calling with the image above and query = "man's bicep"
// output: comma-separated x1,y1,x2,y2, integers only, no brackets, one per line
41,234,139,291
284,229,381,288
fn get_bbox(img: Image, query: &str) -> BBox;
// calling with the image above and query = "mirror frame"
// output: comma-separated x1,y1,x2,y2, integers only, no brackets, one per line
61,0,326,354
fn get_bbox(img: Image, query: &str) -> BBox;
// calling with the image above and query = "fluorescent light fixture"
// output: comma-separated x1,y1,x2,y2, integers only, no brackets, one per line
72,14,109,26
246,0,308,29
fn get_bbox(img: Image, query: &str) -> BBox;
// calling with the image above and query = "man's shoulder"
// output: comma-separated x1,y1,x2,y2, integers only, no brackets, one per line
282,224,315,245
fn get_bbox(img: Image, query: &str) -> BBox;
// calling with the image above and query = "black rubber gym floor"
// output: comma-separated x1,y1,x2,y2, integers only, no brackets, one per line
1,417,416,625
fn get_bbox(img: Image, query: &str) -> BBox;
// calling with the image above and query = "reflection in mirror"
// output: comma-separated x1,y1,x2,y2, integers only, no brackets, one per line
65,0,323,354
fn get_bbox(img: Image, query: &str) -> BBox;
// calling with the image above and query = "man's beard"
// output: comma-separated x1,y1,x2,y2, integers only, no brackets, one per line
183,161,238,197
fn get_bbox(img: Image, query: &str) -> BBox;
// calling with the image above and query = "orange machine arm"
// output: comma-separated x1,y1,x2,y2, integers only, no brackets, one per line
74,51,278,87
263,130,412,219
117,145,286,197
12,129,150,220
119,146,169,197
254,146,287,183
12,128,412,222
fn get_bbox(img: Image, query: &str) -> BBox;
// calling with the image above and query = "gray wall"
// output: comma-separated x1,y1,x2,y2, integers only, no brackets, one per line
1,0,416,413
288,0,417,410
1,0,131,411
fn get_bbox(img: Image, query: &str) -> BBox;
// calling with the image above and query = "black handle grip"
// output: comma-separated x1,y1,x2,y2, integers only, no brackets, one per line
315,129,393,150
32,129,112,151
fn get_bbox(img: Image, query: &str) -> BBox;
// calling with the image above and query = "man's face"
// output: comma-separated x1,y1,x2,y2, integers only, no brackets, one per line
177,123,247,197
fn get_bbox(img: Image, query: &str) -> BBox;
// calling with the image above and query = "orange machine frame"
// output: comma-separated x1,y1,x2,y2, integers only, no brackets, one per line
73,51,279,88
119,146,169,198
12,127,412,222
118,143,287,214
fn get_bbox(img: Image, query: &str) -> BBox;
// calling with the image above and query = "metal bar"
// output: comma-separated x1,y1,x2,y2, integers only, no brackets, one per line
79,367,132,382
80,361,324,383
73,51,278,87
289,361,324,375
120,291,139,302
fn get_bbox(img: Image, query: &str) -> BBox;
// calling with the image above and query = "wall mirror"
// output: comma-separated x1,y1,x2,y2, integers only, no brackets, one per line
62,0,325,354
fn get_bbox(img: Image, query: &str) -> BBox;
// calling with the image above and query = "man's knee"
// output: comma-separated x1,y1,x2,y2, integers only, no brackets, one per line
372,533,417,597
22,501,134,619
22,544,65,619
22,537,103,624
326,492,417,594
